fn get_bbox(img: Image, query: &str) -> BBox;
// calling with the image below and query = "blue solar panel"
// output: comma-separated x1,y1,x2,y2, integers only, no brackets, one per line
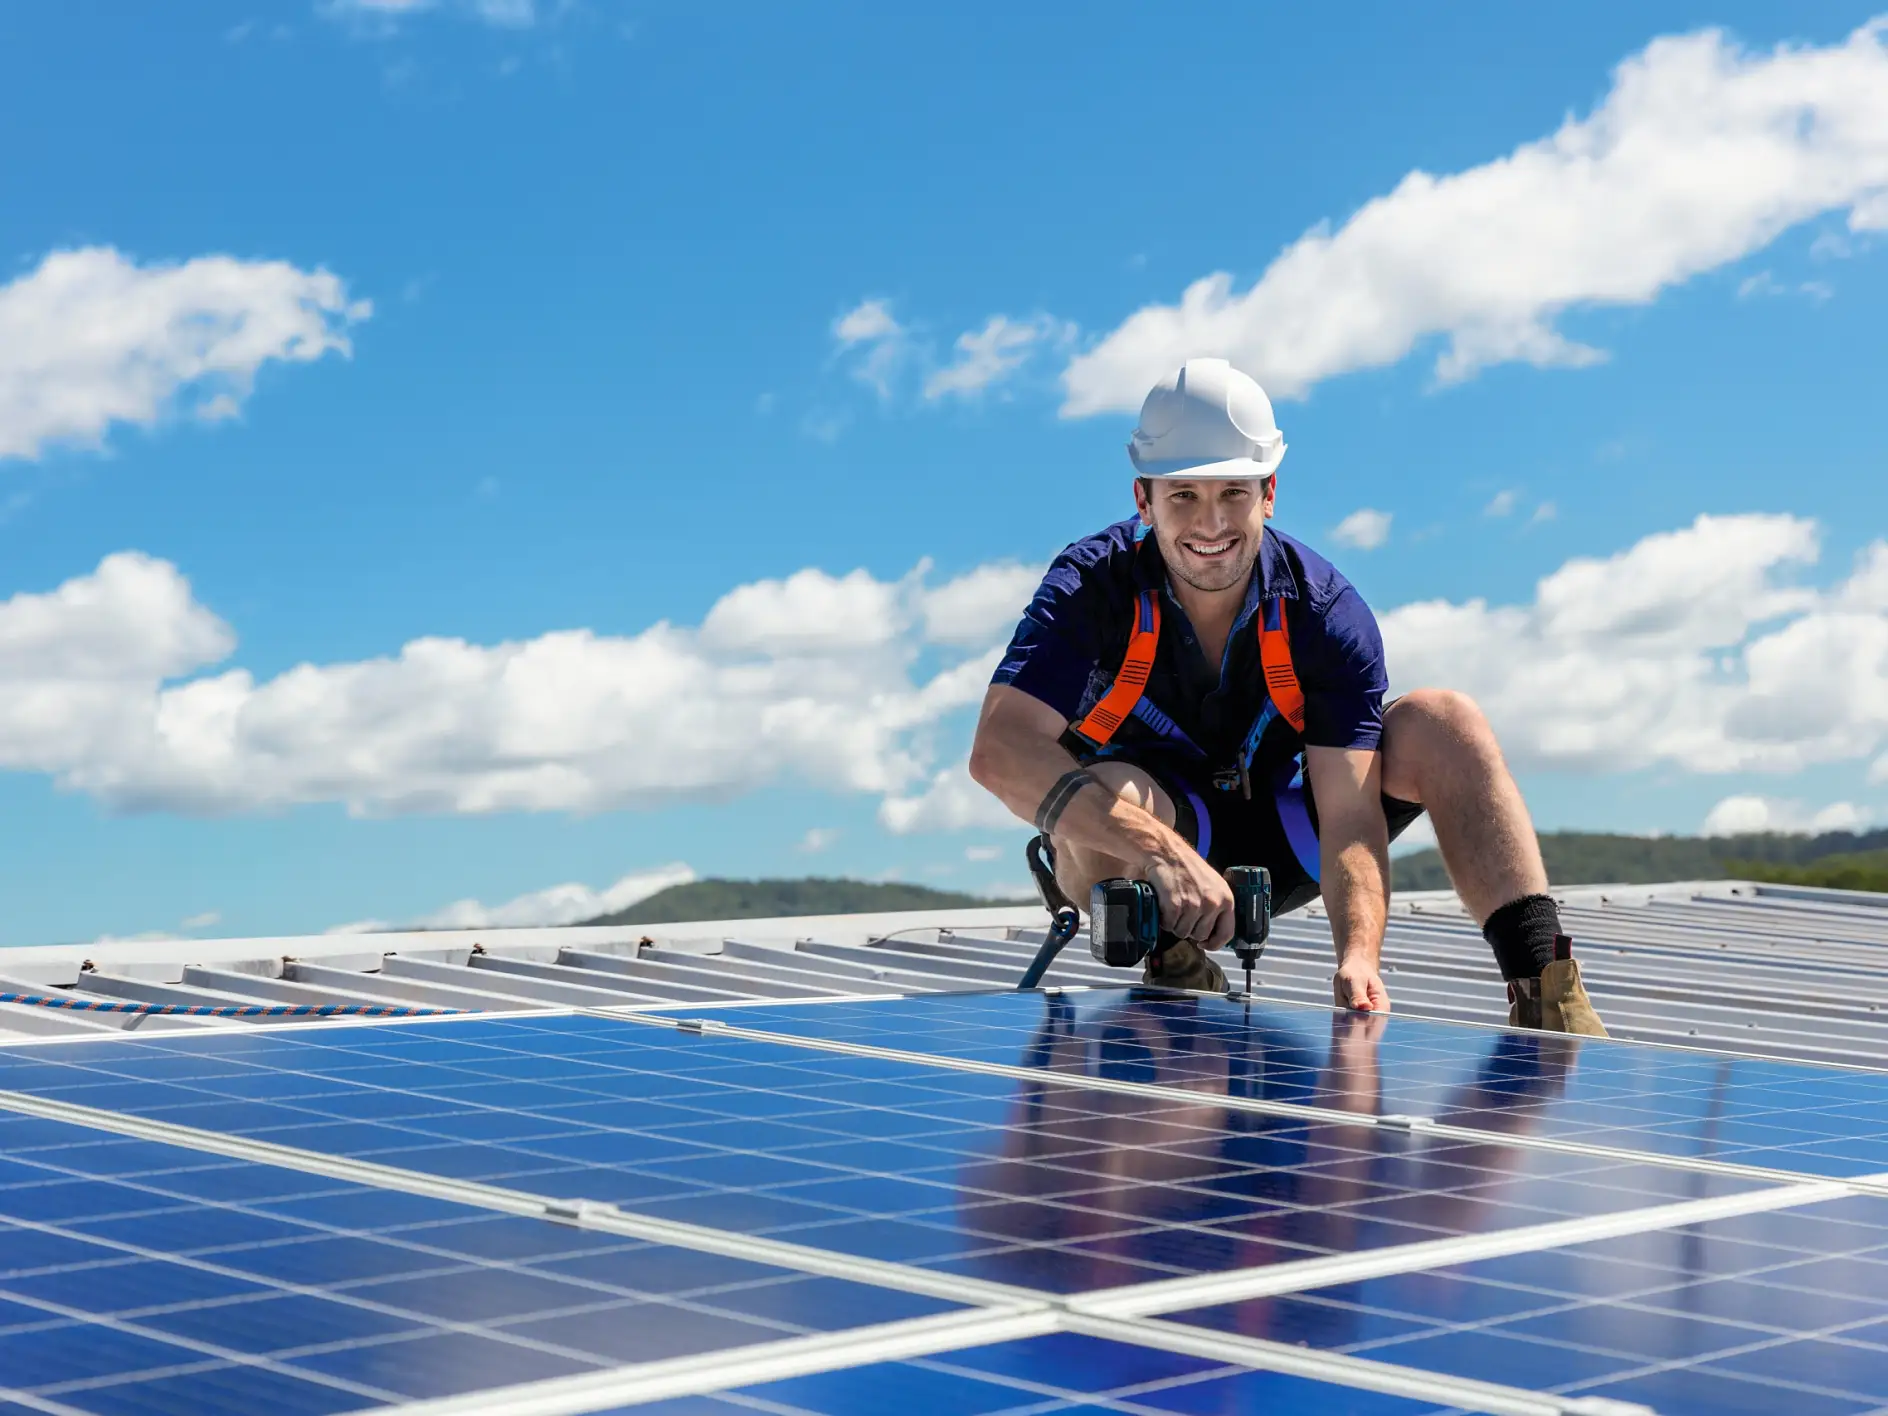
0,1013,1774,1298
1161,1194,1888,1416
0,1110,959,1411
0,989,1879,1414
686,990,1888,1177
606,1332,1440,1415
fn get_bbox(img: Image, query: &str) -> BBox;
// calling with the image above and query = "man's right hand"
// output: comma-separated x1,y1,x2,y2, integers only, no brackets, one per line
1143,841,1235,949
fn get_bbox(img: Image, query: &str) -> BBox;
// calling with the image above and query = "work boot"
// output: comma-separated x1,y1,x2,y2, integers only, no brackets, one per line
1507,936,1608,1037
1144,940,1227,993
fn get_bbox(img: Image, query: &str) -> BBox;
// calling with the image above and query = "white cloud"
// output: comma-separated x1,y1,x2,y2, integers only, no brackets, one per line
832,299,909,398
924,315,1073,400
180,910,222,930
964,845,1002,862
702,567,903,655
323,0,535,27
1738,270,1836,302
415,863,694,930
1332,508,1393,551
797,827,840,854
919,562,1040,646
1530,501,1559,525
1384,514,1888,776
833,299,900,346
0,248,368,462
1062,20,1888,413
1701,795,1873,836
0,553,1015,820
16,516,1886,842
880,760,1026,835
1484,490,1519,518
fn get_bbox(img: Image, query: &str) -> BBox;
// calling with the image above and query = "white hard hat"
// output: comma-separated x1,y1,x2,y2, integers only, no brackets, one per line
1127,358,1287,480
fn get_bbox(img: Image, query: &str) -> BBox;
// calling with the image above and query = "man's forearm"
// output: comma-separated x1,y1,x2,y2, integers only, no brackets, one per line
1320,827,1390,968
968,690,1186,870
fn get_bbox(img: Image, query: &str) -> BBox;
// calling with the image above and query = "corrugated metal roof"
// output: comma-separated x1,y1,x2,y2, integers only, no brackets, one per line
2,880,1883,1068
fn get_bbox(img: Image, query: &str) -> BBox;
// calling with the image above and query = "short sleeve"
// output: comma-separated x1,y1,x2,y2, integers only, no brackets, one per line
992,556,1109,723
1298,585,1388,751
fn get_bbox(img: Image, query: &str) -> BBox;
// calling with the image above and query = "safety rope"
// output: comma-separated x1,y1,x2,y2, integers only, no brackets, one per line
0,992,462,1019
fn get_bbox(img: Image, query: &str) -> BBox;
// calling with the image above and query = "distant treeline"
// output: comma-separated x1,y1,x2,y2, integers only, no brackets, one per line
579,878,1015,926
1393,829,1888,895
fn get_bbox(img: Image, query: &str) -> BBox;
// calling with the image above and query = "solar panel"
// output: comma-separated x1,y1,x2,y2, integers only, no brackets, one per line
684,990,1888,1177
0,1111,963,1412
1161,1195,1888,1414
0,987,1880,1413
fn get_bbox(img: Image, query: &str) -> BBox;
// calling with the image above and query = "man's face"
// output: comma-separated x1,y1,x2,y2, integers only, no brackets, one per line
1134,476,1275,594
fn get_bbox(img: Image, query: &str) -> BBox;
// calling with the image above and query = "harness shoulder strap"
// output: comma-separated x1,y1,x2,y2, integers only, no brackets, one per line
1074,590,1159,745
1258,596,1306,734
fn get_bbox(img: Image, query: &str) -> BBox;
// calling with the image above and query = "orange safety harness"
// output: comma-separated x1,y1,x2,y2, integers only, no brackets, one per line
1074,589,1304,746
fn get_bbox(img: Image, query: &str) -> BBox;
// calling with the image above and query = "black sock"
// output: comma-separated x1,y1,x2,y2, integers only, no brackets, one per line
1482,894,1562,980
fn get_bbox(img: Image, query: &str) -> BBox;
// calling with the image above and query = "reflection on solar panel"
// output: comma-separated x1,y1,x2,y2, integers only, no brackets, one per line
0,978,1882,1412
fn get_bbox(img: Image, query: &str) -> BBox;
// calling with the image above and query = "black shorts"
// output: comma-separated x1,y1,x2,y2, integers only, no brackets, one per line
1090,753,1426,918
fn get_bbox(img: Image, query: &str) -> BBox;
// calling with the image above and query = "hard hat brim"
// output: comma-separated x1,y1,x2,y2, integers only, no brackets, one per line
1128,447,1287,481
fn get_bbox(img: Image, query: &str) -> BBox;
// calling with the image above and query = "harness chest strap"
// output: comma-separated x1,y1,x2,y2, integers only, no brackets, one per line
1072,590,1160,743
1074,589,1305,745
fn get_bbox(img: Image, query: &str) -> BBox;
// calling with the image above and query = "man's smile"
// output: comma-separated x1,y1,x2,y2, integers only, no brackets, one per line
1181,535,1239,559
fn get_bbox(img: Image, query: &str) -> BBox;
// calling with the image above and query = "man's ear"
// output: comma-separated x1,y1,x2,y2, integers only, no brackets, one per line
1133,478,1155,526
1262,476,1277,520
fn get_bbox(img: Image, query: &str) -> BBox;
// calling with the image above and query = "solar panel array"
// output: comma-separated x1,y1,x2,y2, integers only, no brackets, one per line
0,986,1882,1414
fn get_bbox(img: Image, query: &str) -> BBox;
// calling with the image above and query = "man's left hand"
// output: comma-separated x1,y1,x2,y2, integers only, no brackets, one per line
1332,958,1391,1013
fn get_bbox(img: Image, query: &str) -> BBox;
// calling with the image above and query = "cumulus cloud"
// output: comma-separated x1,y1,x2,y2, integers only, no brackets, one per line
1062,20,1888,413
0,248,368,461
919,562,1041,646
1484,490,1519,518
1383,514,1888,775
1332,508,1393,551
0,553,1030,820
924,315,1073,400
1701,795,1873,836
414,863,695,930
797,827,840,854
880,760,1025,835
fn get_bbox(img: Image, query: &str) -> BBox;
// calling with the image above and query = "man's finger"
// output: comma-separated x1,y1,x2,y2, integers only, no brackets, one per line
1203,902,1235,950
1168,896,1203,943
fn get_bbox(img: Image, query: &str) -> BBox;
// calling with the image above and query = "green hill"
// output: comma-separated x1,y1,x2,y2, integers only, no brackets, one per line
1393,828,1888,894
578,877,1022,927
1721,848,1888,893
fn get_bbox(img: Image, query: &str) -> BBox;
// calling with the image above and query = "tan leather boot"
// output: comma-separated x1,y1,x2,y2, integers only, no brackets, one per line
1507,936,1608,1037
1541,958,1608,1036
1144,940,1227,993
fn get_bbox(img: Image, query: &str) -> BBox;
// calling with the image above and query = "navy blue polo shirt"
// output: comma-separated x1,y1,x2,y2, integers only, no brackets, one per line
993,520,1388,778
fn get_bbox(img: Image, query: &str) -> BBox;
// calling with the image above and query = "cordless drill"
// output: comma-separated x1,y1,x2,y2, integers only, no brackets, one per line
1089,865,1271,995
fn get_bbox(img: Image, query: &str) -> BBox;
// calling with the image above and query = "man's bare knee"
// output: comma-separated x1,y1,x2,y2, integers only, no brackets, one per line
1382,688,1501,802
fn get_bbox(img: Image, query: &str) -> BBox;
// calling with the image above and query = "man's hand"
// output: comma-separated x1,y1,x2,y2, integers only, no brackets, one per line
1332,956,1391,1012
1144,842,1235,949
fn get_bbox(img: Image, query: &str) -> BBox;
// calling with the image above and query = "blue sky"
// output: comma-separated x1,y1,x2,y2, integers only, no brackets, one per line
0,1,1885,945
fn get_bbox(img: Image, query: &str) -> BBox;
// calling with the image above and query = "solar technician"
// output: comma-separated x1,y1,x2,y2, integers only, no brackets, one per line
968,358,1606,1035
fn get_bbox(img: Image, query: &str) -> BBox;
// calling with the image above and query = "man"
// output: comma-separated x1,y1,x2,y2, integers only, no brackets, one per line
967,358,1604,1034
